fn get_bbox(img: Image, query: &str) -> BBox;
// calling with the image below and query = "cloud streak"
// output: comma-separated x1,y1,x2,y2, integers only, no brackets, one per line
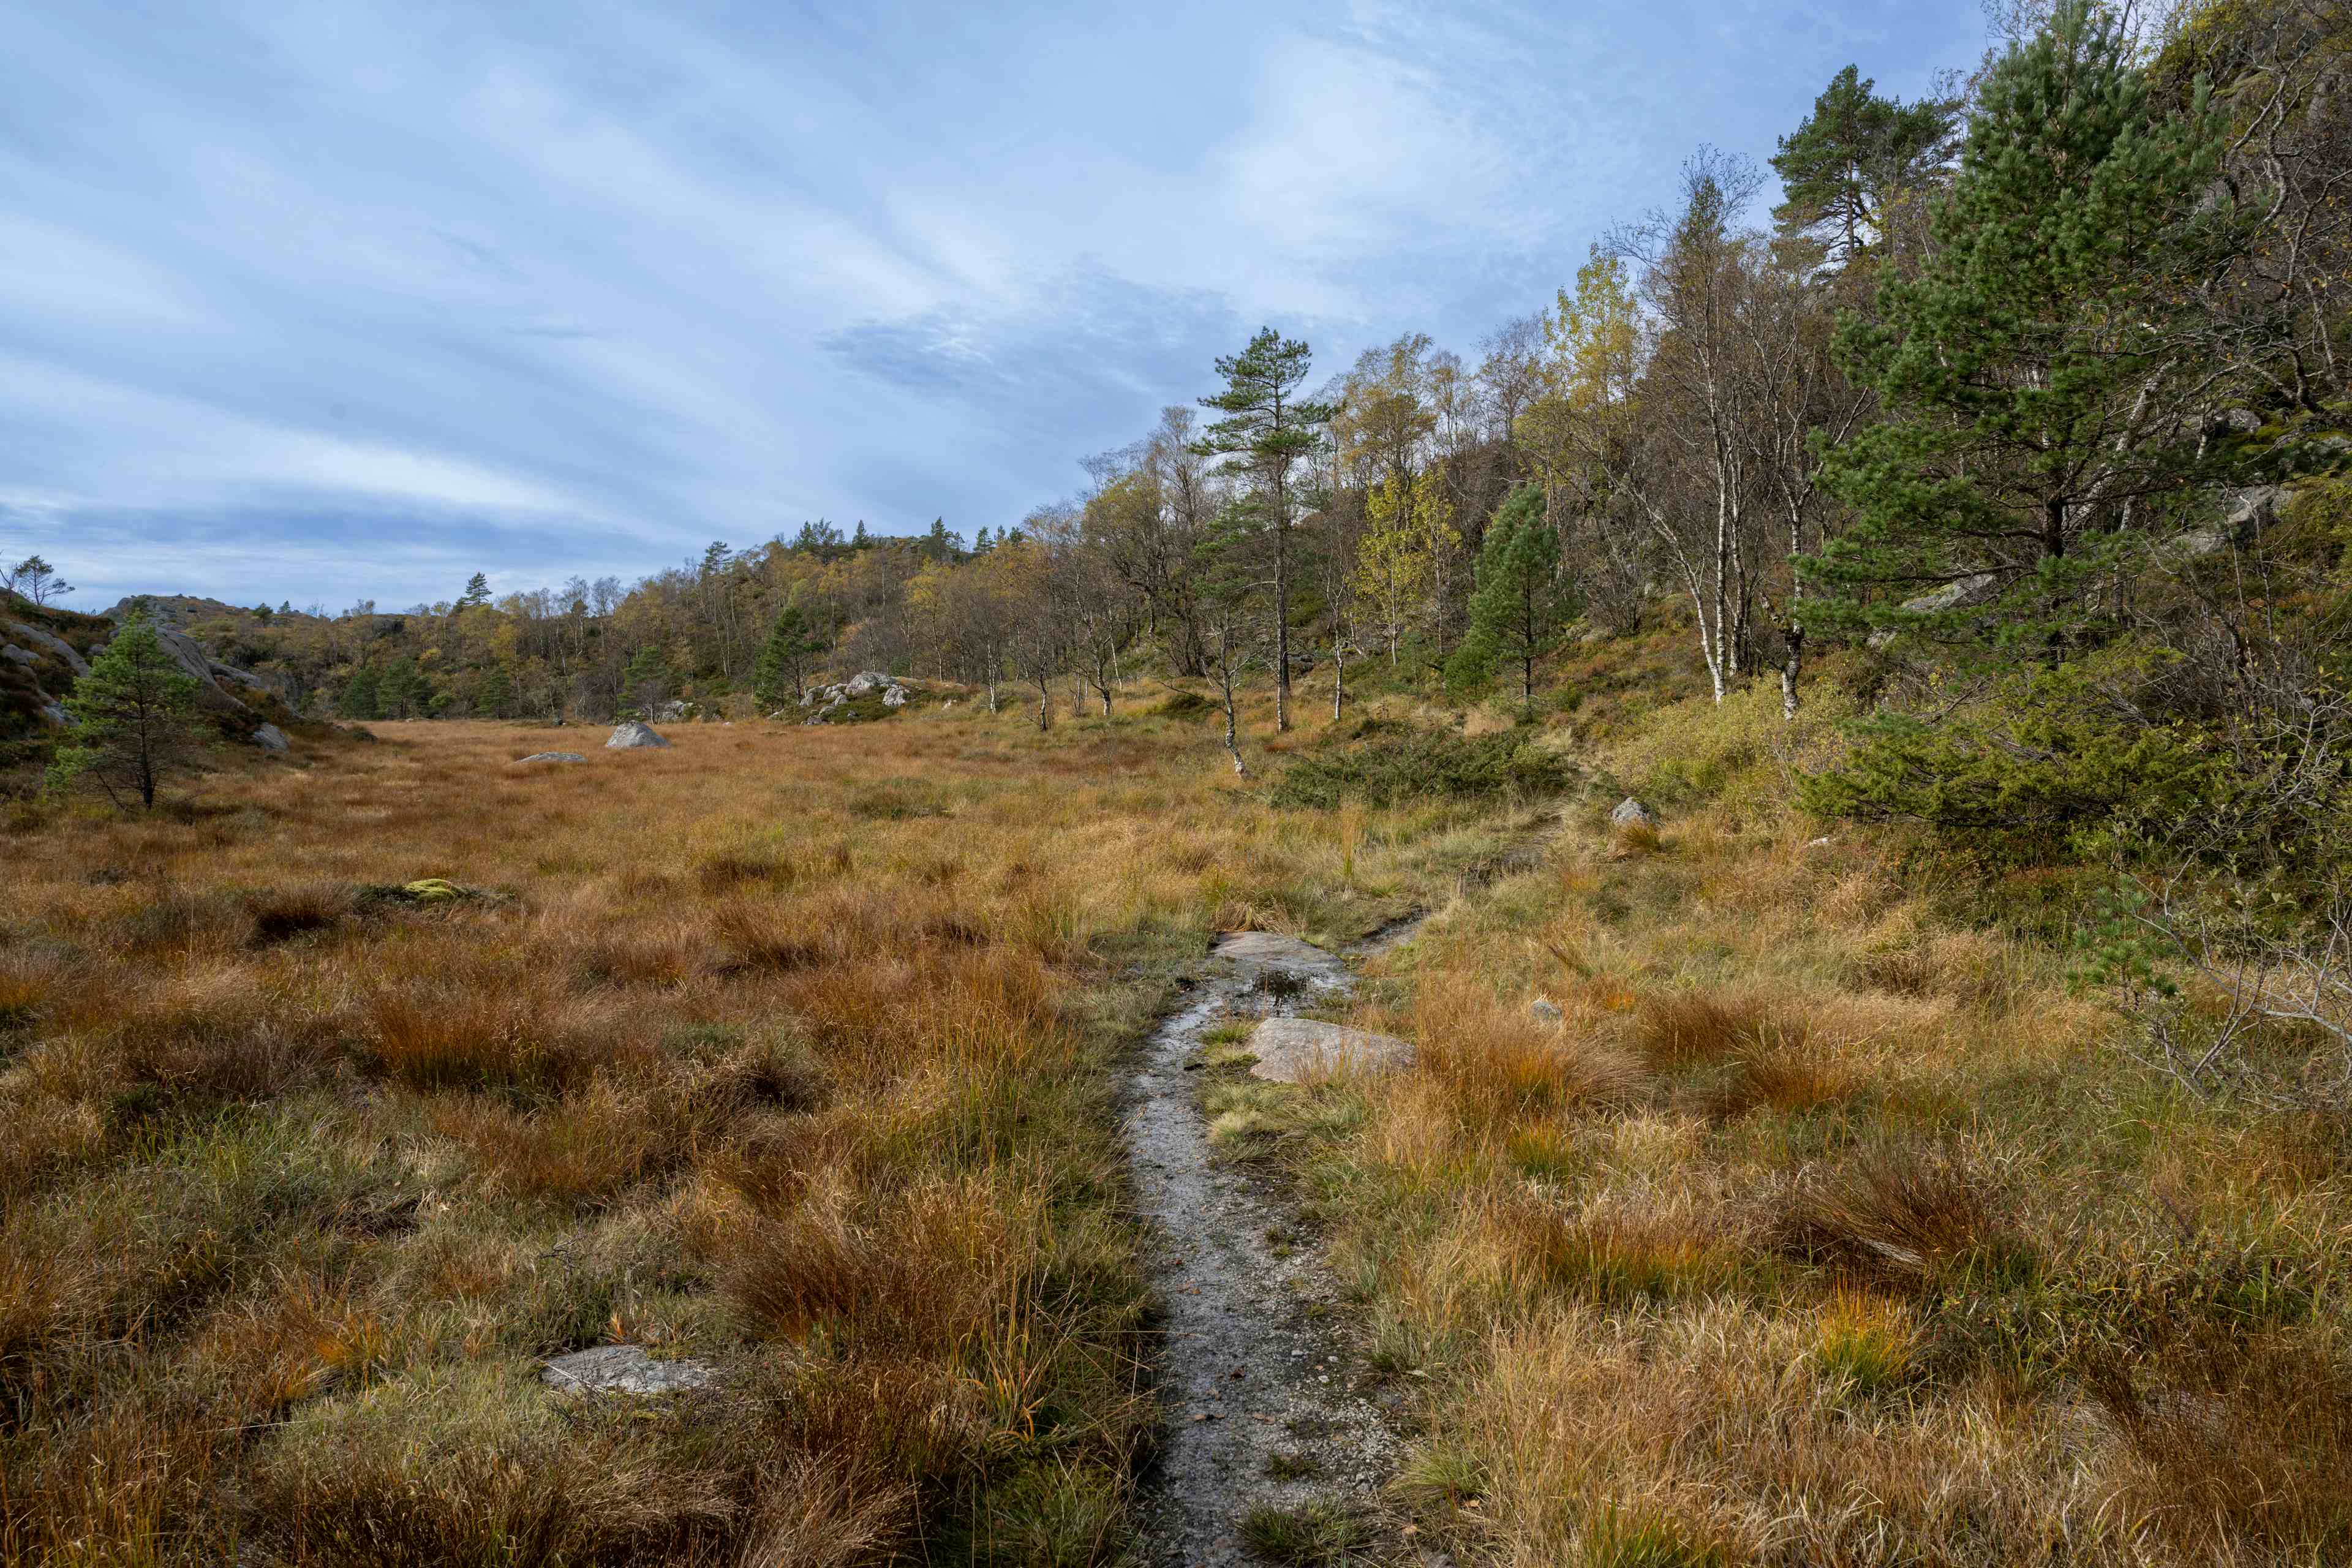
0,0,1985,609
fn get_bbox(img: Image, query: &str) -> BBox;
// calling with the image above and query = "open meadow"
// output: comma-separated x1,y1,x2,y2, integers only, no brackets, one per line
6,670,2351,1567
0,695,1521,1566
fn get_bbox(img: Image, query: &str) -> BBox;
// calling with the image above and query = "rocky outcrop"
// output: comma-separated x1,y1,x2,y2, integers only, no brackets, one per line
798,671,911,725
2,619,87,676
606,721,670,749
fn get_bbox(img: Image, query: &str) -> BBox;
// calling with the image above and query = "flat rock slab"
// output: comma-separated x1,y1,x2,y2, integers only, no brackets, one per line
514,752,587,764
542,1344,713,1396
1246,1016,1414,1084
1212,931,1332,967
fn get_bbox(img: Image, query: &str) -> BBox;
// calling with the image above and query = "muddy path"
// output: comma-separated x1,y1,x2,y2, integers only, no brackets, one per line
1123,916,1428,1567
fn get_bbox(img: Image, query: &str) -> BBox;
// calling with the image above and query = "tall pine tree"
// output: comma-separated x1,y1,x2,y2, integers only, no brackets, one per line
47,615,205,809
1771,66,1956,265
1194,328,1335,733
1803,0,2239,661
1448,487,1565,703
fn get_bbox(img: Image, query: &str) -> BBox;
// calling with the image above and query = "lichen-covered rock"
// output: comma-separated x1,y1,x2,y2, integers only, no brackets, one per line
1610,797,1654,828
606,721,669,749
1245,1017,1414,1084
881,685,909,707
541,1344,713,1396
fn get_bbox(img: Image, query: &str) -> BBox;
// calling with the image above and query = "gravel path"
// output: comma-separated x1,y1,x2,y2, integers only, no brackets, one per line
1124,921,1426,1567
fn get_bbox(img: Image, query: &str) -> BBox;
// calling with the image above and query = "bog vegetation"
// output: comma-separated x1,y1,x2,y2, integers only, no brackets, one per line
6,1,2352,1564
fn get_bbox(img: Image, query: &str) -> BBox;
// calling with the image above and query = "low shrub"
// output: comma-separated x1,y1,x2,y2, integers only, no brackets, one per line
1270,727,1571,810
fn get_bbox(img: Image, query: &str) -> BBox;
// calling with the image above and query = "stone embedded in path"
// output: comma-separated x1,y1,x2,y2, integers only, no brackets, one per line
1245,1016,1414,1084
1212,931,1331,967
606,720,670,749
541,1344,713,1396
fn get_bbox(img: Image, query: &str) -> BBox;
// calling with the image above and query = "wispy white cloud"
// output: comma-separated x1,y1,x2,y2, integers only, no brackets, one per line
0,0,1988,609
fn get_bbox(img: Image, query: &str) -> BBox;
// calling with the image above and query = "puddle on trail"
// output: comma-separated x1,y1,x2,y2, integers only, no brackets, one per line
1123,917,1427,1567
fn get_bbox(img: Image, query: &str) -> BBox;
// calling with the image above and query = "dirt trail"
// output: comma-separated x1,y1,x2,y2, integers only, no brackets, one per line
1124,917,1427,1567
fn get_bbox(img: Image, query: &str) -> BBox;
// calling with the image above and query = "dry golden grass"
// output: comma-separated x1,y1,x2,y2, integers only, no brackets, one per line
0,699,1480,1566
1284,688,2352,1568
15,671,2350,1566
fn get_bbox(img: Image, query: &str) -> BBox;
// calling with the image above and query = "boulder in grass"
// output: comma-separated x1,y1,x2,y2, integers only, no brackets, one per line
1245,1017,1414,1084
1610,797,1654,828
515,752,587,765
252,723,289,753
881,685,909,708
606,721,670,749
541,1344,713,1396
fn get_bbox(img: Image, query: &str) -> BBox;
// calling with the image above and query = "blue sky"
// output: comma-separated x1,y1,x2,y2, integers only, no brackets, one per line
0,0,1984,612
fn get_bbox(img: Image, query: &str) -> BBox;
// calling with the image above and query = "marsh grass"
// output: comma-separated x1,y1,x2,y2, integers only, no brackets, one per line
1259,680,2352,1567
0,695,1485,1566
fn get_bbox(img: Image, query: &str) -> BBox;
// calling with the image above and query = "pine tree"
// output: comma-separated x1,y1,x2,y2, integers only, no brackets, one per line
791,520,845,557
752,603,823,707
622,647,672,718
1771,66,1956,264
6,555,72,607
380,657,430,718
1804,0,2238,660
46,615,205,809
338,665,382,721
470,662,514,718
920,518,962,562
1448,487,1564,702
1194,327,1335,733
456,572,492,611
